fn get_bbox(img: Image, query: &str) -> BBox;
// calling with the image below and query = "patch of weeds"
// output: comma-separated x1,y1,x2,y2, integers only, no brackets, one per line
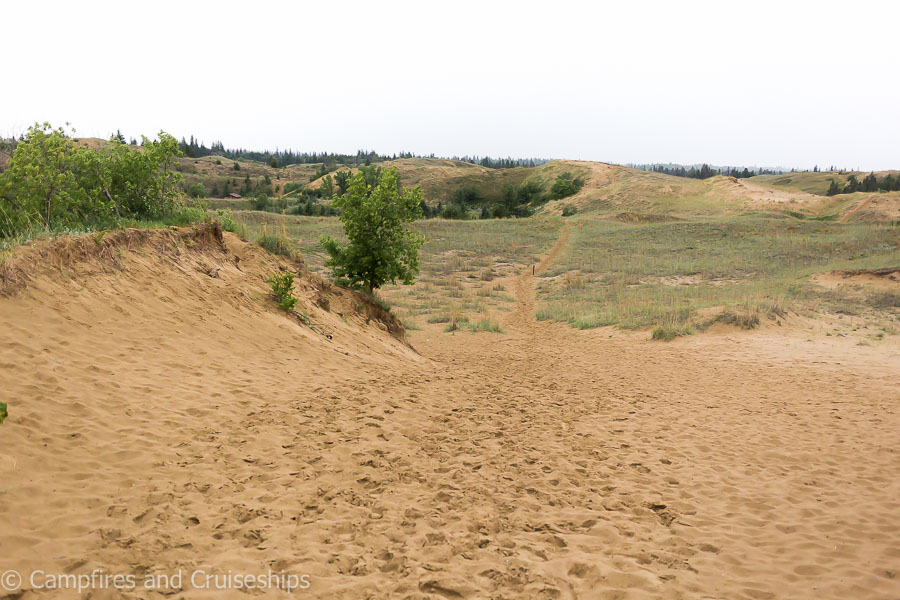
651,324,692,341
257,232,299,259
867,292,900,309
267,271,298,311
466,318,504,333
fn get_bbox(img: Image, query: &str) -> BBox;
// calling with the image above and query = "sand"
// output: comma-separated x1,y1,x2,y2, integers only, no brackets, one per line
0,226,898,599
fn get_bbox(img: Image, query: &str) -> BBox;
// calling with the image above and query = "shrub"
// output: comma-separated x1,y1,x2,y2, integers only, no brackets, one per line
267,271,298,312
561,205,577,217
251,191,268,211
440,203,468,220
550,172,585,199
0,401,7,424
451,186,481,206
187,182,208,198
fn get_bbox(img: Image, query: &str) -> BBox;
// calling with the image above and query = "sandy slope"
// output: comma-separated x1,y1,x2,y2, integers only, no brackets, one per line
1,227,898,599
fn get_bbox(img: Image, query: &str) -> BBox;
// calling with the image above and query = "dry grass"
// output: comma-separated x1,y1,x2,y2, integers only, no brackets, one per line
536,216,899,335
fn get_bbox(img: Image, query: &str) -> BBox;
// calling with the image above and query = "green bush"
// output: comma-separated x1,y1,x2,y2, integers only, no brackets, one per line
187,182,208,198
267,271,298,311
0,401,7,424
561,205,577,217
550,172,585,200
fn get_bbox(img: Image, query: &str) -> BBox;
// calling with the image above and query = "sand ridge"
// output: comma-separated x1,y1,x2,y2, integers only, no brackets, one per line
0,226,898,598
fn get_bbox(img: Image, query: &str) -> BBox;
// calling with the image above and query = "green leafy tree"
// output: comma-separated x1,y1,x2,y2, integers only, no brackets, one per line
320,174,334,198
320,167,425,293
334,169,352,195
826,179,840,196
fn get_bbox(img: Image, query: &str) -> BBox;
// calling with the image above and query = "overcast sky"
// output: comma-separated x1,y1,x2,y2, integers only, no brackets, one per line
4,0,898,170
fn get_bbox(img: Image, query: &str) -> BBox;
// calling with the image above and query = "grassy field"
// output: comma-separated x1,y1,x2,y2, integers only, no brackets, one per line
234,212,563,330
536,216,899,337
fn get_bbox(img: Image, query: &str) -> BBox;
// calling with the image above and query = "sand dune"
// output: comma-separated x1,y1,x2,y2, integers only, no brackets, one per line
1,226,898,598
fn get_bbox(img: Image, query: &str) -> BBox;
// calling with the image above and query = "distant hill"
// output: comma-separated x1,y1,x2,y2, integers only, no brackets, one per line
751,170,900,196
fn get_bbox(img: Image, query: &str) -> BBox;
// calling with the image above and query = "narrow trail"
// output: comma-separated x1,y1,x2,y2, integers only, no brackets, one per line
510,221,571,330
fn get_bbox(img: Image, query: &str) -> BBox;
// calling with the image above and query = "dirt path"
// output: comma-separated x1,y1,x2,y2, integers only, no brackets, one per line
511,221,571,329
2,225,899,599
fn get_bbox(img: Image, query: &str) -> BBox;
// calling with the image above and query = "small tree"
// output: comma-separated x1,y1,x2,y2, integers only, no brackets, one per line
320,167,425,294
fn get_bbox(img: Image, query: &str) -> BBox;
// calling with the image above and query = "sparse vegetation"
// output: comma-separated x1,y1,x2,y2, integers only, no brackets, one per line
537,217,899,335
256,230,300,259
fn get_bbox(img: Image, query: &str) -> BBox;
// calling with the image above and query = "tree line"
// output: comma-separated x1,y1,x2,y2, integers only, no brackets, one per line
169,135,546,170
826,173,900,196
633,163,784,179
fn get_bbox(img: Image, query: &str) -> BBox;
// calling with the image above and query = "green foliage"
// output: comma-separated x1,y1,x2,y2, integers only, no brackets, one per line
334,170,352,195
320,174,334,198
233,161,240,171
0,401,7,424
187,182,208,198
251,190,268,211
549,172,585,200
320,167,425,293
440,203,469,220
452,186,481,206
211,209,243,235
267,271,298,311
561,204,577,217
0,123,184,238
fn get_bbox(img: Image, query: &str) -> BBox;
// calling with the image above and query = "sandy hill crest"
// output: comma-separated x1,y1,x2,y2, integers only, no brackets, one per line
0,223,414,356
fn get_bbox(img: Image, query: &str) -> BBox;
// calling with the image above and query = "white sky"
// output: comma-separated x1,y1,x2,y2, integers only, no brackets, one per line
4,0,899,170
